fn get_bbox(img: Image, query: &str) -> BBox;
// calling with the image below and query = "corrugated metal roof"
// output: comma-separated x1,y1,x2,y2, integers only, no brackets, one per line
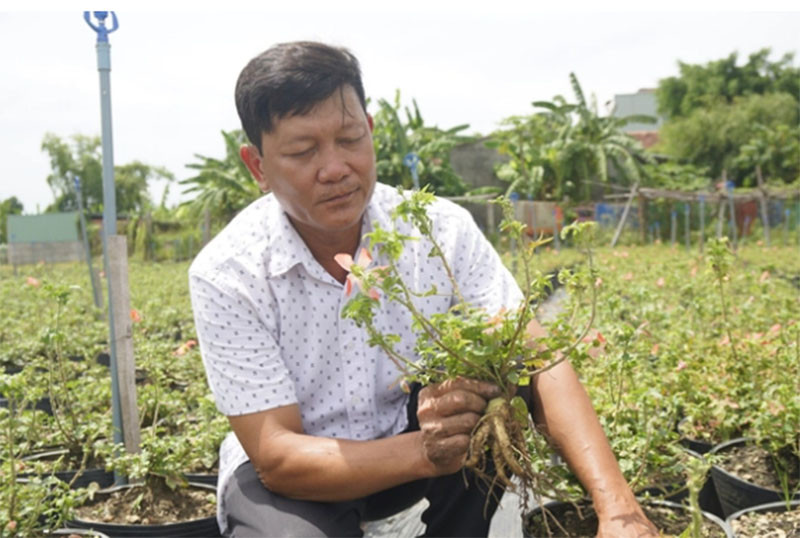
7,212,80,243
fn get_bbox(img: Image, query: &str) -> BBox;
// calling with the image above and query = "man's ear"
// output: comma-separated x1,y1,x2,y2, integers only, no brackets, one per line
367,114,374,133
240,144,270,193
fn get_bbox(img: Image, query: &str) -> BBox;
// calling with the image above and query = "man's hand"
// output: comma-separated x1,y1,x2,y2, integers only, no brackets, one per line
596,502,659,537
416,377,501,475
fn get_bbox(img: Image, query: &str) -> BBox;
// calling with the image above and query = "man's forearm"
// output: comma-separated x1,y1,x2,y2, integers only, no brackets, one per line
245,427,434,502
531,360,638,516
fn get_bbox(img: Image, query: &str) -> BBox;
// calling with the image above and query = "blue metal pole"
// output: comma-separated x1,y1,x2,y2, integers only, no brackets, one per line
84,11,125,486
403,152,420,191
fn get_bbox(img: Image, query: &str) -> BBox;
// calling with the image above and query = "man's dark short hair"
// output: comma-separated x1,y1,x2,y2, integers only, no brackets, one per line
235,41,367,152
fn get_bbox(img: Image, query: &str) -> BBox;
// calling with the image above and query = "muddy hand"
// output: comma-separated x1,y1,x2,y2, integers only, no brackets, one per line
416,377,502,475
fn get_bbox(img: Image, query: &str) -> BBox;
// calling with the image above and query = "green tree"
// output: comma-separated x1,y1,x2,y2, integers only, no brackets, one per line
0,196,24,243
179,129,261,225
656,93,798,183
733,123,800,187
641,162,710,191
372,91,472,196
40,133,172,214
488,112,563,199
656,48,799,119
489,74,653,201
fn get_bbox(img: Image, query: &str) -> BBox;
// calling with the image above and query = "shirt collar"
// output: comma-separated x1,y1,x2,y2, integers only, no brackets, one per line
262,189,390,282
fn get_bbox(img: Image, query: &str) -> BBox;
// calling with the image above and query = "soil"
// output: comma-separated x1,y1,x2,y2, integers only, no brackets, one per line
717,443,800,492
730,506,800,538
524,502,727,537
73,480,215,525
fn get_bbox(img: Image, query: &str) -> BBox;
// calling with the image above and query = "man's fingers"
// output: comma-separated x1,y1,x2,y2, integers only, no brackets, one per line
429,377,502,401
420,412,481,439
419,388,489,418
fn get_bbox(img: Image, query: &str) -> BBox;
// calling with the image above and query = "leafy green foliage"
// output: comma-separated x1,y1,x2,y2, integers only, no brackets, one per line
179,129,261,225
641,161,710,191
371,91,472,196
656,48,800,119
733,123,800,187
0,197,23,244
656,93,799,183
40,133,173,215
489,73,653,202
0,261,228,529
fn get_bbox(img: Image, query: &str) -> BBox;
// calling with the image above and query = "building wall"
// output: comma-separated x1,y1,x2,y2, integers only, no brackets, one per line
613,89,663,132
8,241,84,265
450,137,508,190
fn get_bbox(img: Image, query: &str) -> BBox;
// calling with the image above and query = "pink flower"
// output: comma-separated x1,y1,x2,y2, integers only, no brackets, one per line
25,276,41,287
174,339,197,356
334,248,382,300
759,271,770,283
676,360,688,372
130,309,142,323
656,277,665,288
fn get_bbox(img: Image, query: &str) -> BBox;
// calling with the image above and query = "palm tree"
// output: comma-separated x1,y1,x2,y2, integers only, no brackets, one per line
179,130,261,225
536,73,656,201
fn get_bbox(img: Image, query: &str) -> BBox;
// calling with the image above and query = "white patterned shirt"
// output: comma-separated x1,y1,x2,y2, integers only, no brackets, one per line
189,183,522,532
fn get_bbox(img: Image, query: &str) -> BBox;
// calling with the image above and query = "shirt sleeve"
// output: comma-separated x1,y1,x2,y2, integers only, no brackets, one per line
189,269,298,417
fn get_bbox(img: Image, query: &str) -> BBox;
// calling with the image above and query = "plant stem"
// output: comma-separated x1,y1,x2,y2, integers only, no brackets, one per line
715,274,740,363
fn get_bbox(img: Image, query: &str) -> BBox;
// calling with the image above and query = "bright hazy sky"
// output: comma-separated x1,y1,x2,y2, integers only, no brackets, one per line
1,3,798,213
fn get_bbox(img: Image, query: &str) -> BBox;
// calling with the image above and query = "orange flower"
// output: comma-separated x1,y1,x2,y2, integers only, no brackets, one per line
334,248,383,300
26,276,41,287
759,271,770,283
130,309,142,323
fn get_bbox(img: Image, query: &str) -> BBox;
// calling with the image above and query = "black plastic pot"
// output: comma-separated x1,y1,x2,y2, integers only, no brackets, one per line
95,352,110,367
725,500,800,538
67,482,220,537
48,528,110,538
184,473,218,487
676,417,715,455
21,448,115,489
710,437,800,518
523,498,732,537
0,395,53,415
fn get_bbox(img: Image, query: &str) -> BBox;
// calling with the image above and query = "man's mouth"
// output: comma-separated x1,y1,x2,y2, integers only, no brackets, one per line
321,188,358,204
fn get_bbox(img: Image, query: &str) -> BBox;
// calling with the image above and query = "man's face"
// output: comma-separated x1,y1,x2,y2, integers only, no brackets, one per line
242,85,377,248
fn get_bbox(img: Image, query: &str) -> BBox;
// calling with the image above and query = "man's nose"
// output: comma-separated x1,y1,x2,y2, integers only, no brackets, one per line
317,146,349,183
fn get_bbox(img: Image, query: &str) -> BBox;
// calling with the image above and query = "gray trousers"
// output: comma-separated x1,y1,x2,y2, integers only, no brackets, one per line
222,385,505,537
223,460,502,537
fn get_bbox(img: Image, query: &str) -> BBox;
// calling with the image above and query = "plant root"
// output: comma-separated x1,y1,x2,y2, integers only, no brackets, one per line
465,396,536,495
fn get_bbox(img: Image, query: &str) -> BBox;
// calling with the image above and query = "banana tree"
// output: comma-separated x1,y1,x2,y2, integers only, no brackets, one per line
179,129,261,226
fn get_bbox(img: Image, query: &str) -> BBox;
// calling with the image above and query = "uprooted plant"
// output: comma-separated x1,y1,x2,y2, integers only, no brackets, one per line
338,188,599,508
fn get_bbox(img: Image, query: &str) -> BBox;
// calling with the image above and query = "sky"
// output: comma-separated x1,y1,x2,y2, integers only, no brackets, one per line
1,3,798,213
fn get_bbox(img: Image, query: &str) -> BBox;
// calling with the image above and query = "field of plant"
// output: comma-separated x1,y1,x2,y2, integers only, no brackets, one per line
0,238,798,535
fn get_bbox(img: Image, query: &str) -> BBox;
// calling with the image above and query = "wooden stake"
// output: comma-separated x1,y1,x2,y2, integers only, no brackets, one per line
107,235,141,455
756,165,771,247
610,182,639,248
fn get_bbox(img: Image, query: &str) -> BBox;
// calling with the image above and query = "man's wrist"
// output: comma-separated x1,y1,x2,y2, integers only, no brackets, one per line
590,481,641,518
